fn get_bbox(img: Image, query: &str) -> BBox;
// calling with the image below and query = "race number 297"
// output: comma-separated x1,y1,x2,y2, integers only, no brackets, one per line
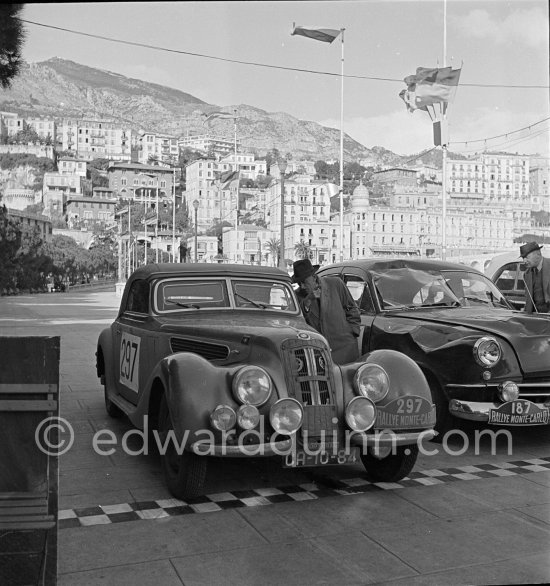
119,332,141,393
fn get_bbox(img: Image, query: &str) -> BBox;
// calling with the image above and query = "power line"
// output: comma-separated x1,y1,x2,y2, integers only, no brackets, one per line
449,117,550,146
20,19,550,90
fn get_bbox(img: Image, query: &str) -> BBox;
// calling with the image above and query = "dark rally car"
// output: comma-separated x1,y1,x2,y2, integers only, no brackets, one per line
318,258,550,434
96,263,436,498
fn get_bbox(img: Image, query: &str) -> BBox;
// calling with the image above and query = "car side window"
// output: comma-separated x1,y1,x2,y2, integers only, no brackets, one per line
343,274,375,313
517,263,526,290
125,279,149,314
495,263,519,291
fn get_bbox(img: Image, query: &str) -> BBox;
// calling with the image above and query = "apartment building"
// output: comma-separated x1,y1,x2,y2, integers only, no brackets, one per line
65,192,117,229
178,133,241,159
136,133,179,165
0,111,55,142
107,162,176,202
59,119,132,161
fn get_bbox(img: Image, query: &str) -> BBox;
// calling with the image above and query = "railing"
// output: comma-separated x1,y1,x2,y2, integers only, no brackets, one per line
66,278,116,292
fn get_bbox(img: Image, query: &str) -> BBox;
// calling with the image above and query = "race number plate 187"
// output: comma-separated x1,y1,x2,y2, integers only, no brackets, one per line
488,399,549,425
119,332,141,393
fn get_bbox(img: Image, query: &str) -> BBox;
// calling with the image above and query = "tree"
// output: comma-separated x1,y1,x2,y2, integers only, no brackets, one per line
294,240,311,260
0,4,26,89
0,205,22,292
265,237,280,267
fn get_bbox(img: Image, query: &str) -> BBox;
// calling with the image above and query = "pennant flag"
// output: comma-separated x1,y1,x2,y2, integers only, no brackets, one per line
203,111,237,124
291,25,341,43
400,66,462,112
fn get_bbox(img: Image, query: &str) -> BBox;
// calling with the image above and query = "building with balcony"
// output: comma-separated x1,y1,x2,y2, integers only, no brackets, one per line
65,193,117,229
59,119,132,161
221,225,273,265
58,157,87,177
178,133,242,159
107,162,176,203
530,162,550,213
0,111,56,142
136,133,179,165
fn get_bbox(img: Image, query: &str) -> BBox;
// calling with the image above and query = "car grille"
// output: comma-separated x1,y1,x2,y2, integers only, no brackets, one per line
281,338,338,439
517,383,550,402
170,337,229,361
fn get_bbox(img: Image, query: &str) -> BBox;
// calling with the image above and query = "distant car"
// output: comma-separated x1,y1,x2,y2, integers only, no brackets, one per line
318,258,550,435
51,281,66,293
96,263,436,499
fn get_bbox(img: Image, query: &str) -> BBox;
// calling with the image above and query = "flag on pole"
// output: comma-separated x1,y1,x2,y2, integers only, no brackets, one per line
291,24,341,43
203,111,237,124
399,66,461,112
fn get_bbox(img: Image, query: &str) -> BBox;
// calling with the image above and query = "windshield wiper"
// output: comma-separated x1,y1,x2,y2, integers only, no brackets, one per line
234,292,267,309
420,301,461,308
165,299,201,309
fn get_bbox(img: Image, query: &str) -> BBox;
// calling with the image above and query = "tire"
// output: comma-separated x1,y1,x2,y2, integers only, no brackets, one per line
360,444,419,483
158,394,207,499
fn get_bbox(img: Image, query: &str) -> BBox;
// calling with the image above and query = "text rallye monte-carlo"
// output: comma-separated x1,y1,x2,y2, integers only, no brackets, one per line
96,263,436,498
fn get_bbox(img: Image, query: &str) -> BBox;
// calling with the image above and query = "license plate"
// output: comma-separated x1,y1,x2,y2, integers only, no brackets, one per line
283,446,360,468
489,399,549,425
375,396,436,429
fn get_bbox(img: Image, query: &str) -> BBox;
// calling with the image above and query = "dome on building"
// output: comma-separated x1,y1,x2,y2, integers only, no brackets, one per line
350,180,370,211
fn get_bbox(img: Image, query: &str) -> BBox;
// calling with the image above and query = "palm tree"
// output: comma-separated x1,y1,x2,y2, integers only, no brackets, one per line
265,237,280,267
294,240,311,260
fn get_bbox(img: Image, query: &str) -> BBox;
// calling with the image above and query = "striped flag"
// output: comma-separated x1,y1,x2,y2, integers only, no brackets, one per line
203,111,237,124
291,25,341,43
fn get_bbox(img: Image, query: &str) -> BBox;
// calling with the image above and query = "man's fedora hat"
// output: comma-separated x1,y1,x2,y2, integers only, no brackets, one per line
520,242,543,258
291,259,320,283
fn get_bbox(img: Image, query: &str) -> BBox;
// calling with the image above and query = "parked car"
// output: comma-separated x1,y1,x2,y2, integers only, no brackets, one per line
486,249,550,311
96,263,436,498
317,258,550,435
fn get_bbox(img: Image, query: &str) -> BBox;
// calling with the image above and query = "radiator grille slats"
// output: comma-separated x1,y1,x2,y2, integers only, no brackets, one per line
170,338,229,361
282,338,335,407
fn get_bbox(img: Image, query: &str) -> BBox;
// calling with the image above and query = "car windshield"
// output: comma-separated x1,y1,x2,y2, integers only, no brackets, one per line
371,267,510,310
155,277,297,313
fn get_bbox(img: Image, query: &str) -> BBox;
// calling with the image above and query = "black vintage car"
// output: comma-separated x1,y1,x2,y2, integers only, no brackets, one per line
96,263,436,498
318,258,550,435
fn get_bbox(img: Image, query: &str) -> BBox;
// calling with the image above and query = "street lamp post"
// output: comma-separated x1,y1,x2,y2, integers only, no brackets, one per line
278,159,287,270
193,199,199,263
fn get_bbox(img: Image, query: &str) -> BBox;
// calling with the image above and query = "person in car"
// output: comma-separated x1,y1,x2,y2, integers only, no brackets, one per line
520,241,550,313
292,258,361,364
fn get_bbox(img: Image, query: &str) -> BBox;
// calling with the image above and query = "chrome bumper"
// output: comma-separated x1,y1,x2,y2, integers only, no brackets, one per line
191,438,293,457
450,399,500,421
350,429,436,447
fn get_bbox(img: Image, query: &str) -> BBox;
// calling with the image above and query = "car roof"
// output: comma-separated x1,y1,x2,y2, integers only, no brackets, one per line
319,257,482,274
129,262,290,281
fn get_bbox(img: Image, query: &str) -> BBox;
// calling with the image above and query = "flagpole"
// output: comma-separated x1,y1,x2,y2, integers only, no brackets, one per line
339,28,345,262
234,110,238,231
441,0,447,261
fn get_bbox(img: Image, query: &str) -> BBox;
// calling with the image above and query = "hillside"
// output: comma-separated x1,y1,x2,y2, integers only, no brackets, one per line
0,58,440,166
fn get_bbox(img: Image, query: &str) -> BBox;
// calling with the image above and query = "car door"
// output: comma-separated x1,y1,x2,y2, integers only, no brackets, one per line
493,261,525,310
341,267,377,356
115,278,154,404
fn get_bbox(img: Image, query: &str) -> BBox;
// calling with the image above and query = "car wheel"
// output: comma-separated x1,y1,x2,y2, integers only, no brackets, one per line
360,444,419,482
158,394,207,499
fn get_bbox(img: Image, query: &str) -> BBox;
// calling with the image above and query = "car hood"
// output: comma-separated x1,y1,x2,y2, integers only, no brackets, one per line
387,307,550,374
156,311,323,359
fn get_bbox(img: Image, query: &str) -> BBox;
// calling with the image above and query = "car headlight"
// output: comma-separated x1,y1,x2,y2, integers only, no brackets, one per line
345,396,376,432
210,404,236,431
269,398,303,435
237,404,260,430
473,337,502,368
354,363,389,403
232,366,272,406
498,381,519,402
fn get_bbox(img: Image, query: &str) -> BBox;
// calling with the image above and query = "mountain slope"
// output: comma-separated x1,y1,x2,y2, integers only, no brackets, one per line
1,58,416,165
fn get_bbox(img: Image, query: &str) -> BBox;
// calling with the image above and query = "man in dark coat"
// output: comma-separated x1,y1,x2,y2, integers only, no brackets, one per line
520,241,550,313
292,259,361,364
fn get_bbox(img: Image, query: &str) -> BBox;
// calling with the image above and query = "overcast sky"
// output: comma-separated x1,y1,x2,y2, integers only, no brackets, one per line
20,1,549,157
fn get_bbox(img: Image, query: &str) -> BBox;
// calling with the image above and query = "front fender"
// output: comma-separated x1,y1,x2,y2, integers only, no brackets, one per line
161,352,243,444
340,348,432,403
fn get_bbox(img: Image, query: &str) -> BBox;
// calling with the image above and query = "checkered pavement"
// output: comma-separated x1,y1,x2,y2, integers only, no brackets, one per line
58,456,550,529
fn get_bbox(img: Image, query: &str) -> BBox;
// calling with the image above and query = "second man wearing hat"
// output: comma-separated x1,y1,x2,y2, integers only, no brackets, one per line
520,241,550,313
292,259,361,364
